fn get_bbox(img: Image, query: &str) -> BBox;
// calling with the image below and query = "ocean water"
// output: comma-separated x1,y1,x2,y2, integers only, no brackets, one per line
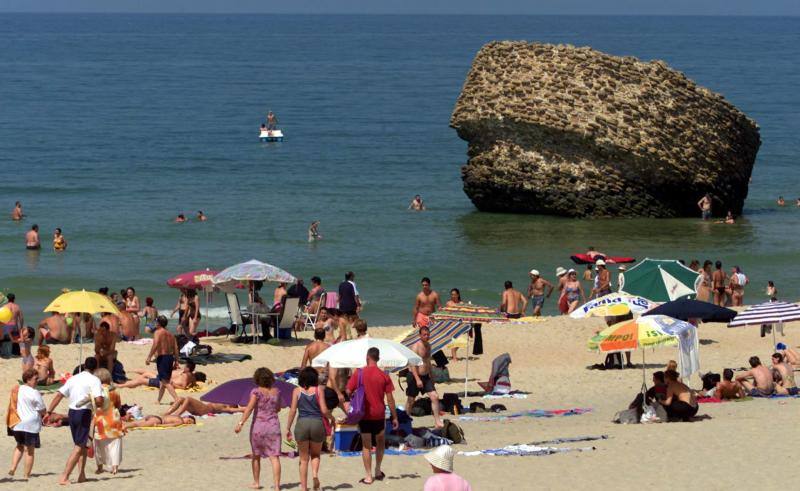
1,14,798,326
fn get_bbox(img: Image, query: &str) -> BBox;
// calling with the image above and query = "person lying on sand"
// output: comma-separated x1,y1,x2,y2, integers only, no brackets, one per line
124,414,195,429
714,369,745,400
735,356,775,397
118,361,205,390
776,343,800,366
163,396,243,416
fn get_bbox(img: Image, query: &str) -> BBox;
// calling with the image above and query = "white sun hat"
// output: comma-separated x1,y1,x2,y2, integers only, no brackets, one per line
529,269,540,276
595,259,606,266
424,445,455,473
555,267,567,277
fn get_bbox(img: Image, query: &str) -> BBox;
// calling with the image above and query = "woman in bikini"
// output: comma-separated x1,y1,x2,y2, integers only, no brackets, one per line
124,287,141,326
696,260,713,302
33,345,55,385
185,289,201,336
171,289,188,334
563,270,586,314
123,414,195,429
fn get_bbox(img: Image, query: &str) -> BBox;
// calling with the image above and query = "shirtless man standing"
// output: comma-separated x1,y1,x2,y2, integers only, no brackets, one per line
38,311,69,345
500,281,527,319
25,224,40,250
697,194,712,220
409,195,426,211
100,312,121,336
526,270,554,317
592,260,611,299
712,261,727,307
412,277,441,328
406,326,442,428
735,356,776,397
94,321,117,371
4,294,24,357
145,315,180,404
11,201,23,221
301,328,331,379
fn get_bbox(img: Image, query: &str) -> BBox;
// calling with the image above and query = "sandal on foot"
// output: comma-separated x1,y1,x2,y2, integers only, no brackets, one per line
375,472,386,481
358,478,373,485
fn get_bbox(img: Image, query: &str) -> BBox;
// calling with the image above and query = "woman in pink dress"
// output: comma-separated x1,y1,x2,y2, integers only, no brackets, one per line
235,368,282,490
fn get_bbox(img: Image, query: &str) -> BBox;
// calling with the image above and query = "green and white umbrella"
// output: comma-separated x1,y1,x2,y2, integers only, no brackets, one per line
619,258,700,303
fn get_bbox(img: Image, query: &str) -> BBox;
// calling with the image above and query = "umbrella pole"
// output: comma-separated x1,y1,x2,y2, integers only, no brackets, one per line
641,349,647,393
464,331,471,398
205,290,210,337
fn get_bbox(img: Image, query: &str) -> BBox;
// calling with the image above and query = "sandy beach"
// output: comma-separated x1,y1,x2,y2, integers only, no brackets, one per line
3,316,800,489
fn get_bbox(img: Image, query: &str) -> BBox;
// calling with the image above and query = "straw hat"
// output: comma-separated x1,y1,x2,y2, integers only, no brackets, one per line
424,445,454,473
618,265,627,271
595,259,606,266
529,269,540,276
555,267,567,277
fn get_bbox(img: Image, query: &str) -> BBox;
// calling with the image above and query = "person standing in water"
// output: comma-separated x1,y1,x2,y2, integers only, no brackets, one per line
697,194,712,220
308,221,321,242
52,228,67,251
25,224,40,250
11,201,24,221
409,195,426,211
196,211,207,222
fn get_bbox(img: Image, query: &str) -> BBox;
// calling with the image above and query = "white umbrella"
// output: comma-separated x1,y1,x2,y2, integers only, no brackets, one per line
312,336,422,369
570,292,657,319
212,259,296,287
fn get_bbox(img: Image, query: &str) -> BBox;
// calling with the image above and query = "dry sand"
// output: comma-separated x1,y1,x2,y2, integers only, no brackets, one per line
2,317,800,489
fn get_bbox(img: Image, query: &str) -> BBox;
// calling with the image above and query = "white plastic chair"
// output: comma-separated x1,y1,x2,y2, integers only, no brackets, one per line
302,292,326,331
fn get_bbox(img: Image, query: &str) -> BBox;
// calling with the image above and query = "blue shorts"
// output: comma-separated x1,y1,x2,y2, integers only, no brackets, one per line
68,408,92,446
156,354,174,382
702,209,711,220
531,295,545,309
148,378,160,388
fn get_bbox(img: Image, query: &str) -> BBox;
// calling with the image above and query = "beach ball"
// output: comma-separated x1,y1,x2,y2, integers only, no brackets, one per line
0,306,12,324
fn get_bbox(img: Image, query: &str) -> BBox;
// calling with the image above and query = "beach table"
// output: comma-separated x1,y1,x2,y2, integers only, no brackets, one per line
240,309,280,343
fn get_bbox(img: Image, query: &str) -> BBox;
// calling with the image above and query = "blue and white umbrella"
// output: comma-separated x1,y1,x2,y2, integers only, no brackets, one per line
728,301,800,327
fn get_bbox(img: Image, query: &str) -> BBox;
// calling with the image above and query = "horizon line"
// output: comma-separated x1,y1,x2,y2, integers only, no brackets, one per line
1,12,798,17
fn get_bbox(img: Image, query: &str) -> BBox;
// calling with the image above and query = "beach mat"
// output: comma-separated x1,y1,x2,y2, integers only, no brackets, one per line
183,353,252,365
458,407,592,422
20,380,64,393
128,422,204,431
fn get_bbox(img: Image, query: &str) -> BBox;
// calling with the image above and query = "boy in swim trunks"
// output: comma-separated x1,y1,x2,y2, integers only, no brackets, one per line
735,356,775,397
145,315,179,403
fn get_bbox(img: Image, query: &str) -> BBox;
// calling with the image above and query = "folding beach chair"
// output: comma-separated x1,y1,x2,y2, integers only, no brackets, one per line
278,297,301,339
302,292,326,331
225,293,251,338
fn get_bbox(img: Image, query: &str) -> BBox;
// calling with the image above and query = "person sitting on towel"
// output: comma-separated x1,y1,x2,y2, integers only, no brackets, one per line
771,352,799,396
714,369,745,400
735,356,775,397
662,370,698,421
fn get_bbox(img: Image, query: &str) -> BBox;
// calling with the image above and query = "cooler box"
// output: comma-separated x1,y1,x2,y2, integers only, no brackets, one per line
277,327,293,339
334,424,359,451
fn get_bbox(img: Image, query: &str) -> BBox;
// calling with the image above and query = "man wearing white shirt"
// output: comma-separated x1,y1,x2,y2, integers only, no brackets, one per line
9,368,46,479
46,356,104,485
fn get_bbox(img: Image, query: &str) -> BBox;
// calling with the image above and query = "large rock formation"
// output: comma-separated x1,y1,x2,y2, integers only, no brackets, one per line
451,42,761,217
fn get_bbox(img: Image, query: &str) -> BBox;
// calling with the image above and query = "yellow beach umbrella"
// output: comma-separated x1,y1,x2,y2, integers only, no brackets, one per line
43,289,120,315
43,290,120,365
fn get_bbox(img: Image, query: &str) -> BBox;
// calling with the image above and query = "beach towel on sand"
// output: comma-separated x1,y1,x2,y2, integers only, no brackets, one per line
459,408,591,422
17,380,64,394
182,353,252,365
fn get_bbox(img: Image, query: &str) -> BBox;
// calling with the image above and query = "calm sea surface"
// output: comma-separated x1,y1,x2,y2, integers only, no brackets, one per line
1,14,798,325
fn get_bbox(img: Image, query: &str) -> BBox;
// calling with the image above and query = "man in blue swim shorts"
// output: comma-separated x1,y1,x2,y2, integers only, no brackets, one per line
145,315,180,403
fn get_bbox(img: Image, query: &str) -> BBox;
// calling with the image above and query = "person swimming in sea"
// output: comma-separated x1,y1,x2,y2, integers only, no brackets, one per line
777,196,785,206
11,201,23,221
308,221,321,242
715,211,735,224
25,224,40,250
409,195,426,211
175,213,186,223
197,210,207,221
53,227,67,251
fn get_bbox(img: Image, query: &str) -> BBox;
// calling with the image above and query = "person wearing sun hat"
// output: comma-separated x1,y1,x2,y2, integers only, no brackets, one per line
555,267,569,314
617,265,627,291
592,259,611,299
527,269,554,317
423,445,472,491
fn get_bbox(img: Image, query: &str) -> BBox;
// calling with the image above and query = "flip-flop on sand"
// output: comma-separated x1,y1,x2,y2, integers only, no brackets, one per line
358,478,373,485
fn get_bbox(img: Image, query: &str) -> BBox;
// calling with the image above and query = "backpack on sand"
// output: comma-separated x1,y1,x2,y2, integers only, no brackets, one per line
441,419,465,444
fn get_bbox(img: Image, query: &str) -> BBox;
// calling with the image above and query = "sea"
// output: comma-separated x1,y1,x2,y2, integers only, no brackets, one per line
1,14,798,327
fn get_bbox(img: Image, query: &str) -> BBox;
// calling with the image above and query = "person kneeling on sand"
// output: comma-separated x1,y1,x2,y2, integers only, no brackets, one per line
735,356,775,397
163,396,243,417
714,369,745,400
423,445,472,491
124,414,195,429
662,370,698,422
771,352,799,396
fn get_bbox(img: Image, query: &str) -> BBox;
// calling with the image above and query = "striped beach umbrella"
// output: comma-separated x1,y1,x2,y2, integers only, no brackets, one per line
728,301,800,327
394,319,471,355
430,304,509,323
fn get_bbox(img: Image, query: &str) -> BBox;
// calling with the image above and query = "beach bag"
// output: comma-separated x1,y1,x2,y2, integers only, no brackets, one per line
344,369,365,424
441,393,462,415
190,344,212,357
432,366,450,383
441,419,465,444
613,408,639,424
410,397,432,417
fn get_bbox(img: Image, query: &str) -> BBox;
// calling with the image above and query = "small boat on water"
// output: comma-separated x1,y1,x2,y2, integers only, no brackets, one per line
259,128,284,142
